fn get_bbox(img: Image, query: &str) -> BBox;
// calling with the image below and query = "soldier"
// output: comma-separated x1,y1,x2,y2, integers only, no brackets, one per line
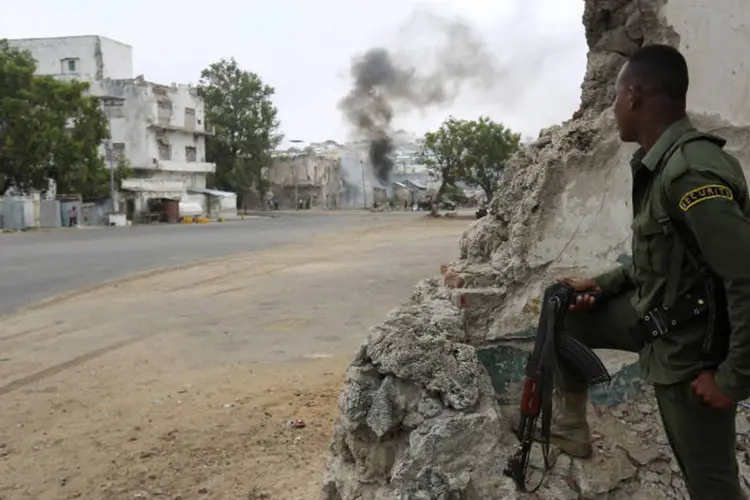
548,44,750,498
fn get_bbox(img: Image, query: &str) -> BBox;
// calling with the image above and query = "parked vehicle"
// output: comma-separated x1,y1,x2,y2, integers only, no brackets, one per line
417,197,457,211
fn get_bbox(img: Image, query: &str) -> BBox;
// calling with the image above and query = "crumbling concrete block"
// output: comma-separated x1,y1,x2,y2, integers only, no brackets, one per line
323,0,750,498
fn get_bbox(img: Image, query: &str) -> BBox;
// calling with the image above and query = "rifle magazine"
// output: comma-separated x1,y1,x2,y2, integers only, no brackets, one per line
557,334,611,386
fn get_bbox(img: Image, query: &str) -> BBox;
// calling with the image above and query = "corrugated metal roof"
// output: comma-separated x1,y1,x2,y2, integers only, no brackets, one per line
187,188,236,197
403,179,426,189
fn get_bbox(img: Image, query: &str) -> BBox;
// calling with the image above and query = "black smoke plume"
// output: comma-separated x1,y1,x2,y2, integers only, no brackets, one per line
339,10,500,185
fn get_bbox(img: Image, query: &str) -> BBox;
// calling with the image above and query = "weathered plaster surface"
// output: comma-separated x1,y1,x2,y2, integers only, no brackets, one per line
267,155,344,208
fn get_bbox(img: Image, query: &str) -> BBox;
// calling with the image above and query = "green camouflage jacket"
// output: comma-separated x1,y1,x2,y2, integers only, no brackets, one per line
594,116,750,400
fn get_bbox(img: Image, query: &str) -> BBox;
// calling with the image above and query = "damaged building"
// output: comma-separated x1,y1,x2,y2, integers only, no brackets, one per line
92,77,230,221
322,0,750,499
7,35,233,223
266,154,345,209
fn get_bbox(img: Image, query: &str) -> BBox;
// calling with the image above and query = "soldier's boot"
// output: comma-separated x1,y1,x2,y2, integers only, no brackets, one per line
510,389,593,459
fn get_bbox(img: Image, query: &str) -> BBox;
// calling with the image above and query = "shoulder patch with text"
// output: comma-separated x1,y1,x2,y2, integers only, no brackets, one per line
679,184,734,212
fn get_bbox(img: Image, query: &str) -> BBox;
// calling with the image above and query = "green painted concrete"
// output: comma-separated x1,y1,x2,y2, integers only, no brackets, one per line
478,257,641,406
476,344,528,404
477,340,642,407
616,253,633,267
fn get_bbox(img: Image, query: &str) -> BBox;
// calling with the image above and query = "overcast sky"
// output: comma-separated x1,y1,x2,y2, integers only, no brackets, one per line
2,0,587,147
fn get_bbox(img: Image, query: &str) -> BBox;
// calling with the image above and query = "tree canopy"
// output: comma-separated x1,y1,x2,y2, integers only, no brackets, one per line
462,116,521,201
422,116,471,209
421,115,521,205
0,39,119,200
198,58,283,209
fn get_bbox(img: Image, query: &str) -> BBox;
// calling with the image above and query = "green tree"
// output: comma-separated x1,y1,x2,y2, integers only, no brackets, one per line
422,116,472,213
66,156,132,200
0,39,112,199
462,116,521,201
198,58,283,210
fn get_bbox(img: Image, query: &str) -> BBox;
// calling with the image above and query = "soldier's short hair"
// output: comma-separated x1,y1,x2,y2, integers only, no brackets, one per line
627,44,689,103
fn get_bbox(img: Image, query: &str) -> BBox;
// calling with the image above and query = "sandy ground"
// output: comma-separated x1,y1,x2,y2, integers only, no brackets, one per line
0,216,468,500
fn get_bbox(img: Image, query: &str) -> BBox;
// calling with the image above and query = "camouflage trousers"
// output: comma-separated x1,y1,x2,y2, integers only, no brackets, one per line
557,290,745,500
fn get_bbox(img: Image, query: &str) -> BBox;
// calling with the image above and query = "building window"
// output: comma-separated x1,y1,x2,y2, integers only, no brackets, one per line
61,58,79,74
157,99,172,125
157,139,171,161
185,146,197,162
184,108,196,130
102,98,125,118
112,143,126,160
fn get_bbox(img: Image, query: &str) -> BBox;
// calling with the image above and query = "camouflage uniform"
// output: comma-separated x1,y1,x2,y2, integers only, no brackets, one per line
559,116,750,499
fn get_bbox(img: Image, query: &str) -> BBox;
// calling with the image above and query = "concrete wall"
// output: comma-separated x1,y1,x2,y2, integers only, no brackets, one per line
8,35,133,81
81,201,110,226
451,0,750,340
666,0,750,127
98,37,134,80
39,200,61,228
525,0,750,291
123,171,208,191
2,197,34,230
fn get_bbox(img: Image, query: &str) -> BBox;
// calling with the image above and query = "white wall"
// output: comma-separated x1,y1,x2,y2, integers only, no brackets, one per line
528,0,750,274
665,0,750,127
8,35,133,81
148,171,208,190
153,85,209,134
94,79,151,167
98,37,133,80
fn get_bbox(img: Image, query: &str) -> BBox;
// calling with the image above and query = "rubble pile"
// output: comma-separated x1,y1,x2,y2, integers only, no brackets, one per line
322,0,750,498
322,276,750,499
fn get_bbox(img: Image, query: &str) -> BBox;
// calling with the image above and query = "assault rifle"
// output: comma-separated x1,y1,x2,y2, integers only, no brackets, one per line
503,282,612,493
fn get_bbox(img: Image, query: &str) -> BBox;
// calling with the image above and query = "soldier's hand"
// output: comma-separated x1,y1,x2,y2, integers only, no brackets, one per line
691,371,735,409
557,277,601,312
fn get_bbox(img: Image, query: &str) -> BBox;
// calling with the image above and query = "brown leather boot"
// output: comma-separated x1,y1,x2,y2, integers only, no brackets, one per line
510,389,593,459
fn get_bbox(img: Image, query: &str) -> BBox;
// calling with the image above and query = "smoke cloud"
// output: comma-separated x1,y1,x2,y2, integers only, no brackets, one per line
338,9,501,185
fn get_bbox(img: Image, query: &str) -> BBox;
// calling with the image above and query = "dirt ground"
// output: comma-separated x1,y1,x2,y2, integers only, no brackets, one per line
0,216,468,500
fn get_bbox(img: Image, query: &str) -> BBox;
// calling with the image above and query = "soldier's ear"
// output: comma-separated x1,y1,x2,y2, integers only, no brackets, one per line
627,85,642,111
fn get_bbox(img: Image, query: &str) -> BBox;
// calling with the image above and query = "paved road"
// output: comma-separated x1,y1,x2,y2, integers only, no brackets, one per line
0,211,420,315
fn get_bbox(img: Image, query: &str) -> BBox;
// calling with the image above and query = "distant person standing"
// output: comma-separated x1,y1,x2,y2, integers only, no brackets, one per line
68,206,78,227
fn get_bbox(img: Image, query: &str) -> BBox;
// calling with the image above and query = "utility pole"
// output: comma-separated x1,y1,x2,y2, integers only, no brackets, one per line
290,139,304,210
293,153,299,210
360,159,367,209
104,139,117,213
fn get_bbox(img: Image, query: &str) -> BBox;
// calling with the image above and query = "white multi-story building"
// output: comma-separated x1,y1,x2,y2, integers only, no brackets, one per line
7,35,227,221
91,77,219,218
9,35,133,82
